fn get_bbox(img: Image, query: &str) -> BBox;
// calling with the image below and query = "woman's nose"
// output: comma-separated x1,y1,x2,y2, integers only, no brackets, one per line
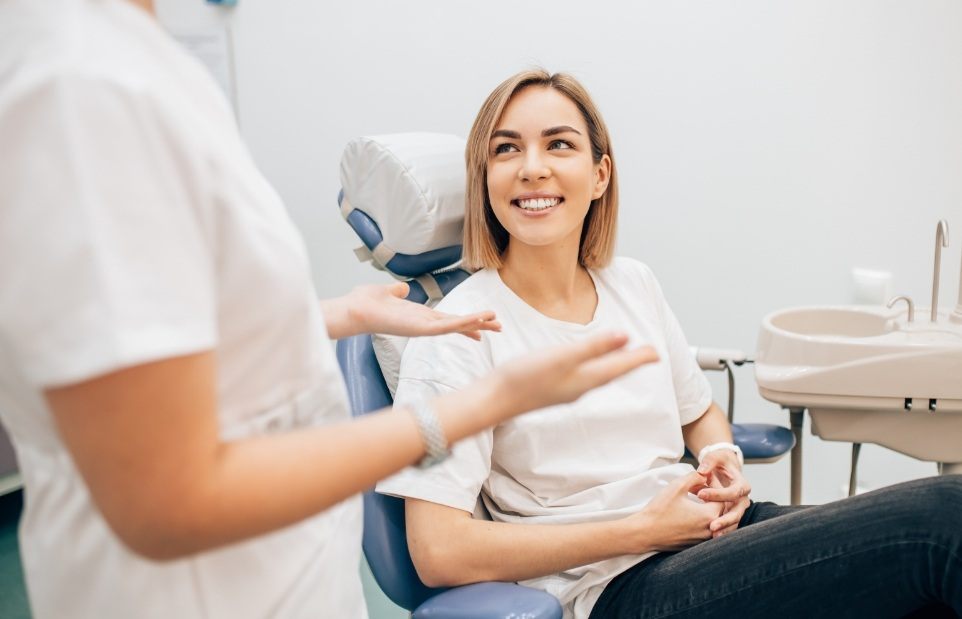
518,150,551,182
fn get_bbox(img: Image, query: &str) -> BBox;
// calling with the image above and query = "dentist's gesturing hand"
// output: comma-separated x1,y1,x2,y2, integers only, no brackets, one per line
320,282,502,340
492,332,659,417
696,451,752,538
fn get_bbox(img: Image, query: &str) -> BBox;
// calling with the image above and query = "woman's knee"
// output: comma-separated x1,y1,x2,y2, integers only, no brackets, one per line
912,475,962,528
926,474,962,502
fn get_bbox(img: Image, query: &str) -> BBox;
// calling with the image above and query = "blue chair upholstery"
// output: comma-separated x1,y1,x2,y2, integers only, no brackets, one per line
405,269,472,304
336,334,563,619
733,423,795,462
679,416,794,466
338,190,463,278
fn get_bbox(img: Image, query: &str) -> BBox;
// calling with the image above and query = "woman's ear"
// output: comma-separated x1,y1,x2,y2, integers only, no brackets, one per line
592,154,612,200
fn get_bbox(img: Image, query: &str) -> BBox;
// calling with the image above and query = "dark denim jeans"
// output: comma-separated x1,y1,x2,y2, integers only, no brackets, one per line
589,475,962,619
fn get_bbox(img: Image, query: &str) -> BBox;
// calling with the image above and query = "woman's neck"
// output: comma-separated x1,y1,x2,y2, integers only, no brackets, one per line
498,239,598,324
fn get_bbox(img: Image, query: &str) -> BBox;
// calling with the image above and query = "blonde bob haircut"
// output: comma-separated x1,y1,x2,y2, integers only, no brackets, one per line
463,69,618,270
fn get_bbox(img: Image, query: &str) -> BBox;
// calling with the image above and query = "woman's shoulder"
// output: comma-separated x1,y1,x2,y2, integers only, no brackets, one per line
598,256,659,286
399,272,499,384
433,268,503,313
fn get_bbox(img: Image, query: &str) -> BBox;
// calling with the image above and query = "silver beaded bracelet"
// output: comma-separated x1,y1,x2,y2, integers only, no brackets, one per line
410,401,451,468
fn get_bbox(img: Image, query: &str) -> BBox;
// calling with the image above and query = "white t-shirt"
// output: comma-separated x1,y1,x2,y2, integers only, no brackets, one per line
378,258,712,619
0,1,365,618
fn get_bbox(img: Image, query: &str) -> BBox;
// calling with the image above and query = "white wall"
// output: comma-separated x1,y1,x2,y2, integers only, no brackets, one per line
157,0,962,505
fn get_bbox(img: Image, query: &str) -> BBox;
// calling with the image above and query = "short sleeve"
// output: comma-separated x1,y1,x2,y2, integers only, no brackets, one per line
375,324,496,512
0,75,216,388
631,261,712,424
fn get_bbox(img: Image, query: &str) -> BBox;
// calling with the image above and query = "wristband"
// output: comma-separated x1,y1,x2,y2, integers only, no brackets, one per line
410,401,451,468
697,442,744,467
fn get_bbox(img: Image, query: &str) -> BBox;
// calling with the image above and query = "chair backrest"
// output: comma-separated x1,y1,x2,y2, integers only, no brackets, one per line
336,133,475,610
335,333,447,611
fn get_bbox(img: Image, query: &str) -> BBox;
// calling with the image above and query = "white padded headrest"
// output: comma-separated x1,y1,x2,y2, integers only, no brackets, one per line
339,133,466,256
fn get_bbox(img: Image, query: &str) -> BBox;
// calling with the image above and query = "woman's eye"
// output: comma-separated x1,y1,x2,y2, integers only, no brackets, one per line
548,140,574,151
493,143,518,154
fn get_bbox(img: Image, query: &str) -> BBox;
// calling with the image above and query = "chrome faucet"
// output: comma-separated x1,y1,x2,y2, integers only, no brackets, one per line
932,220,949,322
887,295,915,323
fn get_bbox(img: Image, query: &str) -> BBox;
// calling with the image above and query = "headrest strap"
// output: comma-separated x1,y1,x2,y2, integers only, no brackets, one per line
341,195,401,278
353,246,375,263
353,244,403,281
371,242,398,270
414,273,445,303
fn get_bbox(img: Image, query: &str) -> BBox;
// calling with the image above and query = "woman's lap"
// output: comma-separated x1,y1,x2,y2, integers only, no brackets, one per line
590,475,962,619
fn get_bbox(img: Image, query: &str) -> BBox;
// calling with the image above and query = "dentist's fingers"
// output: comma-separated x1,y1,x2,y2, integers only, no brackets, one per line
495,334,660,414
457,317,503,341
451,310,499,326
430,311,502,337
387,281,411,299
572,342,660,386
557,331,632,365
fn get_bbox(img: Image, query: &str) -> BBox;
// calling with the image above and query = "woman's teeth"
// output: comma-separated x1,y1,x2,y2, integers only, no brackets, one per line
515,197,561,211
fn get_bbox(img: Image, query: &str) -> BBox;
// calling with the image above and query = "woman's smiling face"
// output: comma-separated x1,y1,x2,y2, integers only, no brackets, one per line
486,86,610,252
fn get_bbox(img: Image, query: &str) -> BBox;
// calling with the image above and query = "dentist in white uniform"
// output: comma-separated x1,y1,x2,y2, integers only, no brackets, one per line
0,0,657,617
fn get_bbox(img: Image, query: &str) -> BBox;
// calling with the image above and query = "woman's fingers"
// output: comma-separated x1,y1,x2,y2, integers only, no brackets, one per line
665,470,710,497
710,497,750,535
697,482,750,503
709,509,740,533
712,522,740,538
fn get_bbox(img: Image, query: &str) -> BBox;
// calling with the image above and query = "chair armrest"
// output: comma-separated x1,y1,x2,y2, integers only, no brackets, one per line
690,346,748,371
412,582,562,619
690,346,750,423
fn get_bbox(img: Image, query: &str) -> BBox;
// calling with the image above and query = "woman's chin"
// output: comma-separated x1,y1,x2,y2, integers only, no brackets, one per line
507,229,573,249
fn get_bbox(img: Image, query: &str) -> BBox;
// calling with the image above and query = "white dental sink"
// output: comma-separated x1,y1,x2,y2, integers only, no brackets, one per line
768,307,894,338
755,305,962,467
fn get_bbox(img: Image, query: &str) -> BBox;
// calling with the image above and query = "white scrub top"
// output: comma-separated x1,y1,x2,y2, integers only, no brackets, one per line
0,1,365,617
378,259,713,619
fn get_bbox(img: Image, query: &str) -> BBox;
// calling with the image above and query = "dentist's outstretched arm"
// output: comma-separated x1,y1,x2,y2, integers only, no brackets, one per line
46,333,657,561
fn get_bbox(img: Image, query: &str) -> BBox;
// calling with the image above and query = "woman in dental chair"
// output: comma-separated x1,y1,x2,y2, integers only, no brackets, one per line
376,70,962,619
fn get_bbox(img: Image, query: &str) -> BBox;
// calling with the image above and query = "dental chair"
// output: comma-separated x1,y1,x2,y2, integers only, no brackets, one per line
337,329,563,619
334,133,794,619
